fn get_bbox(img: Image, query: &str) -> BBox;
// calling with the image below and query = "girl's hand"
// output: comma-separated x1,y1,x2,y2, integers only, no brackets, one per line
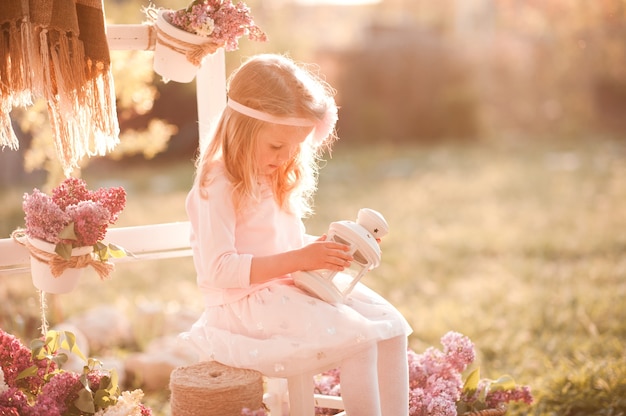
298,235,352,272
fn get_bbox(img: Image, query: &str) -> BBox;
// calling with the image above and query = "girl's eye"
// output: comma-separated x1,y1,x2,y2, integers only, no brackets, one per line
271,144,283,150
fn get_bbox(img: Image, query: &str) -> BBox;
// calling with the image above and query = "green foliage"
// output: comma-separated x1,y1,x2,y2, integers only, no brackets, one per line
532,355,626,416
16,330,122,414
458,368,522,414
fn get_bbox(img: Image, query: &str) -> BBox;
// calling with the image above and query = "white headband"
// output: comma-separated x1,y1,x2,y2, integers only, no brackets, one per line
227,97,337,145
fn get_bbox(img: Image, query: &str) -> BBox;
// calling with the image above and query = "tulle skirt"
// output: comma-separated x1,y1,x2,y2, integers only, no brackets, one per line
180,273,412,377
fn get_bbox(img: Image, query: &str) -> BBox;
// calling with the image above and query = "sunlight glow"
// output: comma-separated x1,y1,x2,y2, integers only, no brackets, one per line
295,0,381,5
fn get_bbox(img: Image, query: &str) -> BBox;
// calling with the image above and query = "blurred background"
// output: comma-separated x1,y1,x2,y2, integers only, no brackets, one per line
1,1,625,415
2,0,626,184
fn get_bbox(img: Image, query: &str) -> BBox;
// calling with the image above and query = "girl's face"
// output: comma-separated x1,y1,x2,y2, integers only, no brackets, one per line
256,123,314,175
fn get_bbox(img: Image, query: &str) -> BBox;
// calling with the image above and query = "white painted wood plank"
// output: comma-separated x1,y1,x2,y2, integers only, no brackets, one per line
0,222,192,275
106,24,155,50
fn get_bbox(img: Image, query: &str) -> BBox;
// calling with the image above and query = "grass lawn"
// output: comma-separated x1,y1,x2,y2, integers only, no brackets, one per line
2,136,625,415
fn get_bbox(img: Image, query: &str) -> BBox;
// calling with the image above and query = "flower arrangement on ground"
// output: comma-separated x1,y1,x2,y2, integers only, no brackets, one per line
0,328,152,415
162,0,267,51
311,331,533,416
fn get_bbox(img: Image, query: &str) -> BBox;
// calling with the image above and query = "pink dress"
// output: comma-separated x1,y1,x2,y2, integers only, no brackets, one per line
181,164,412,377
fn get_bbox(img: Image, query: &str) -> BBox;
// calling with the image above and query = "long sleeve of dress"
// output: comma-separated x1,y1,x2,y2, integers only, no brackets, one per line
185,166,306,307
186,176,253,292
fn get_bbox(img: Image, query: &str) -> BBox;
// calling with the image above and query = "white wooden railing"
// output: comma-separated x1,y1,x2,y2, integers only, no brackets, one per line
0,23,224,275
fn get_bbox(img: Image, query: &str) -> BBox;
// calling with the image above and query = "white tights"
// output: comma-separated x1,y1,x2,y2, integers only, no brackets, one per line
339,335,409,416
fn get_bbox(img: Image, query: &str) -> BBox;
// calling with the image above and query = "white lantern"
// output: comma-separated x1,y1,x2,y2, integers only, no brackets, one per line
294,208,389,303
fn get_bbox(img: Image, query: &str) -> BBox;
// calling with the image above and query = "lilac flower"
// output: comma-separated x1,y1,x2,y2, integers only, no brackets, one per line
65,201,112,247
441,331,475,373
485,385,534,408
38,372,80,413
167,0,267,51
0,387,29,415
22,178,126,249
51,177,91,210
0,329,153,415
23,190,70,244
314,331,532,416
0,329,52,395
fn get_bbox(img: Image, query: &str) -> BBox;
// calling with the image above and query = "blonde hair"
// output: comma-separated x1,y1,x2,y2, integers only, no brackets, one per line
195,54,338,217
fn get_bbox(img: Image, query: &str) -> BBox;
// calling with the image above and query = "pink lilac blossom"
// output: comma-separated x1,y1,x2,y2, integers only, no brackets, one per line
22,190,70,244
485,385,534,408
168,0,267,51
38,372,81,413
64,201,112,247
244,331,530,416
0,329,152,416
23,178,126,248
440,331,476,373
0,330,52,395
52,177,91,210
0,387,29,416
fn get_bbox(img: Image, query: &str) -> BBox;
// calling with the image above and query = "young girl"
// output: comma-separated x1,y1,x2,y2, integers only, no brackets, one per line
182,53,412,415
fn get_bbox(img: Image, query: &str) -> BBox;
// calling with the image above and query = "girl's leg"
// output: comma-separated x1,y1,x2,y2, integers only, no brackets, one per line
377,335,409,416
339,343,382,416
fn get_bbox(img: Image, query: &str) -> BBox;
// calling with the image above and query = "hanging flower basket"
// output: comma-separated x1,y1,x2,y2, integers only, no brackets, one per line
26,236,94,294
146,1,267,83
153,9,222,83
12,177,128,294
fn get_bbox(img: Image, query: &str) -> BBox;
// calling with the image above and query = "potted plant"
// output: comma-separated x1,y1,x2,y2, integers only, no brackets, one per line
12,177,127,294
0,328,153,415
146,0,267,83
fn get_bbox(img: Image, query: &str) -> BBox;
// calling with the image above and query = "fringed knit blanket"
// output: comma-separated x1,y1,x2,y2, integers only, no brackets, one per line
0,0,119,175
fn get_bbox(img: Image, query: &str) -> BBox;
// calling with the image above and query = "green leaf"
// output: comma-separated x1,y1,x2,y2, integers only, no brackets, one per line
94,242,109,261
16,365,39,381
87,357,103,371
55,242,73,260
94,389,114,409
30,339,46,357
52,352,69,368
463,367,481,392
107,243,131,259
60,331,87,362
74,387,96,413
58,223,78,240
45,330,62,353
106,369,120,396
491,374,517,391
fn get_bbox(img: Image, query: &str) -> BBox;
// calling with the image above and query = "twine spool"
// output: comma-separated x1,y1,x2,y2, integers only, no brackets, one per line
170,361,263,416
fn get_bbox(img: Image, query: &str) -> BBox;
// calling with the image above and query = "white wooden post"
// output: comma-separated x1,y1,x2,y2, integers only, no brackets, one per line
196,49,226,149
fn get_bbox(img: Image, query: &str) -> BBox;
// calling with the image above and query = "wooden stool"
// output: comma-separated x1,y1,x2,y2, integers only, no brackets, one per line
170,361,263,416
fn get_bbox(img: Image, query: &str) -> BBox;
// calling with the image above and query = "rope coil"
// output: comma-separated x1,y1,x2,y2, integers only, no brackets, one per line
170,361,263,416
155,25,222,66
11,229,114,280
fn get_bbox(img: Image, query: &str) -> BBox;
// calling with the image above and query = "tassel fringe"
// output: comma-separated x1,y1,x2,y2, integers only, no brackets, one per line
0,7,119,175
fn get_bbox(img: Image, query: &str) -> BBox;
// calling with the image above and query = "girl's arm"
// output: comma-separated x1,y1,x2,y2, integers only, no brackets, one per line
250,235,352,285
